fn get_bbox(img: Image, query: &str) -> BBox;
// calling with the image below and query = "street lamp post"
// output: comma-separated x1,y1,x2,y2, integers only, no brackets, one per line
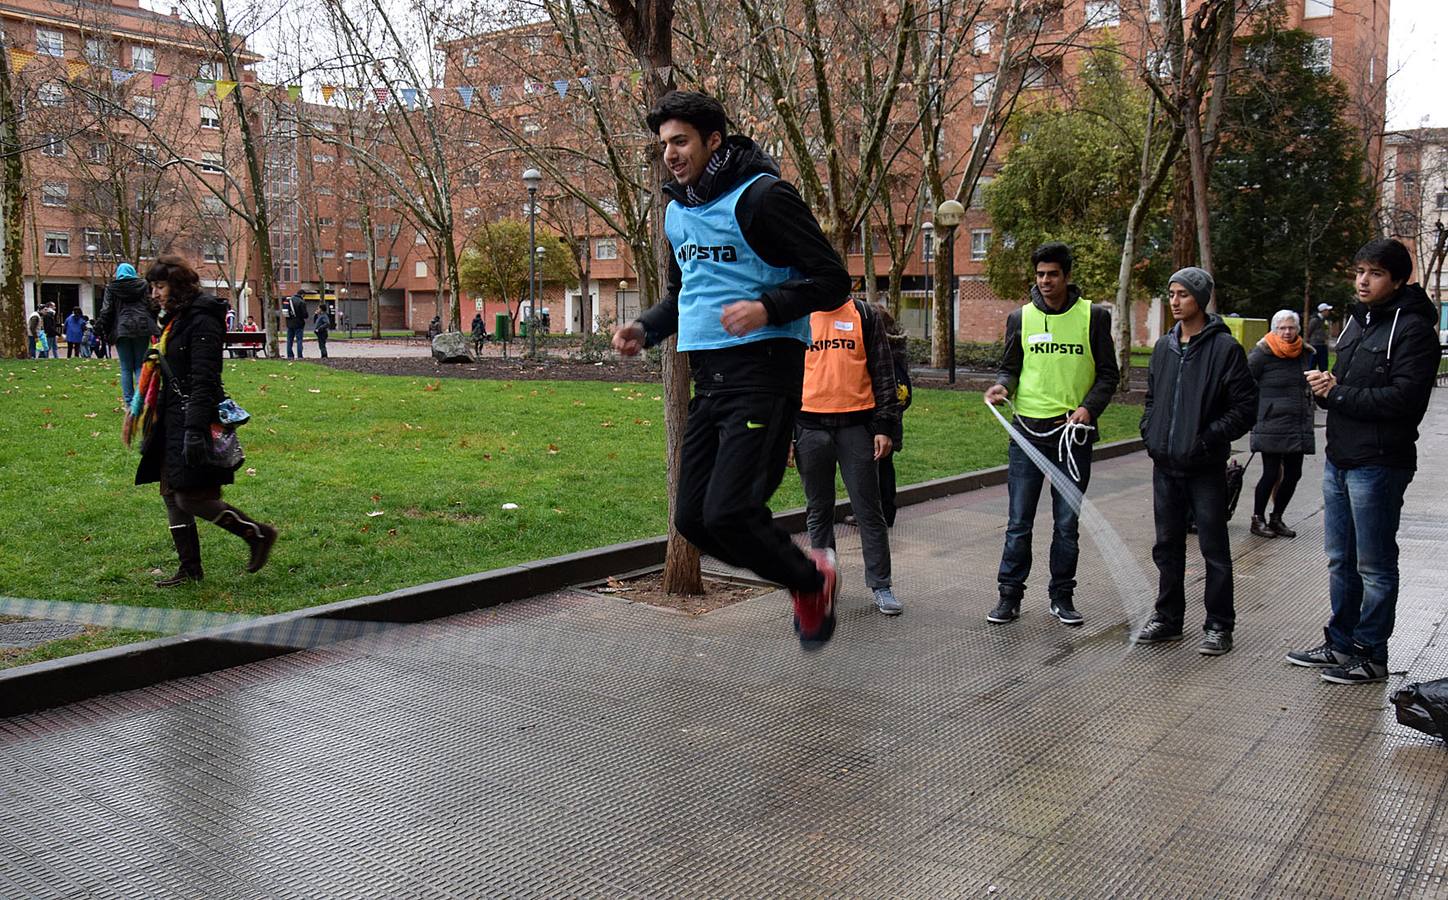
935,200,965,385
617,280,628,326
921,220,933,343
342,252,354,337
522,168,542,358
84,244,100,317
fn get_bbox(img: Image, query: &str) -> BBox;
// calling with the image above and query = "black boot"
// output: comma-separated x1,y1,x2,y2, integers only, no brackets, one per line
211,506,277,573
1250,515,1277,538
1268,514,1297,539
157,523,203,587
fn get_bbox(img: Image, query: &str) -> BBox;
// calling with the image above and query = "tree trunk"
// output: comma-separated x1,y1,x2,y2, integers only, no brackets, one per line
0,43,26,359
932,245,952,368
861,220,876,306
1184,110,1214,306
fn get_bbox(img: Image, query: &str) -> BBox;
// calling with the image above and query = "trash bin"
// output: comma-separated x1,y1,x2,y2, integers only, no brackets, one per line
518,319,529,338
1221,316,1268,352
494,312,511,342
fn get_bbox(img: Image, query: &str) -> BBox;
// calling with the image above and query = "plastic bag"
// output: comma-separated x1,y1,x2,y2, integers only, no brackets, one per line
1390,678,1448,741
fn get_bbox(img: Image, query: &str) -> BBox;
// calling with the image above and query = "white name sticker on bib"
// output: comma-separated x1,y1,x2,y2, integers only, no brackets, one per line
833,320,855,331
1028,332,1054,345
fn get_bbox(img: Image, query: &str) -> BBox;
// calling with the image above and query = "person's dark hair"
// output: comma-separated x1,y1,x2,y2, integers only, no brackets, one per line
145,254,201,304
1030,242,1073,277
645,91,729,143
1353,238,1413,284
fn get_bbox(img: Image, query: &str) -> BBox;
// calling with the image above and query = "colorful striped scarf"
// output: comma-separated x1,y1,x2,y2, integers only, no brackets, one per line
129,321,172,440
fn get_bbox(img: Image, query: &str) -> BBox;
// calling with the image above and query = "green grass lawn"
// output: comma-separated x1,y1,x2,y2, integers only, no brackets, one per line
0,359,1141,663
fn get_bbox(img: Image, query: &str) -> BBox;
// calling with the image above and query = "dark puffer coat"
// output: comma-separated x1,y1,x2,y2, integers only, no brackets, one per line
98,277,158,342
1247,340,1316,455
1140,315,1258,473
135,293,234,491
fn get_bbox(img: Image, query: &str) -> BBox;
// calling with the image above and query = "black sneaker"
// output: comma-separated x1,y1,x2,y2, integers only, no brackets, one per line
1134,619,1184,644
987,596,1020,624
1320,657,1389,685
1286,641,1352,668
1198,629,1233,656
1049,597,1083,626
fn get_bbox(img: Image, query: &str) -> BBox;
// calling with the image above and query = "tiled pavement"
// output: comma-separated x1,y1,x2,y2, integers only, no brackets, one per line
3,397,1447,898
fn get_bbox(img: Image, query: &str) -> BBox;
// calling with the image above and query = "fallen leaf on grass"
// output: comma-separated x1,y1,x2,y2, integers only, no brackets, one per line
501,503,519,510
547,444,559,454
245,468,257,476
91,431,101,437
308,388,321,394
84,412,97,418
367,510,385,517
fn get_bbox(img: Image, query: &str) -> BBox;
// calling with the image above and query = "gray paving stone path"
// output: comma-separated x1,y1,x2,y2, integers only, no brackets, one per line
3,397,1448,897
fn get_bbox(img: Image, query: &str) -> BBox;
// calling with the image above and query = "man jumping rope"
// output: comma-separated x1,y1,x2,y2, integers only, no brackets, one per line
613,91,851,646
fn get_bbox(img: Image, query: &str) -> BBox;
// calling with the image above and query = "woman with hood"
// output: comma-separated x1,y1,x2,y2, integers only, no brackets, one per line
1246,310,1316,539
98,262,159,408
122,255,276,586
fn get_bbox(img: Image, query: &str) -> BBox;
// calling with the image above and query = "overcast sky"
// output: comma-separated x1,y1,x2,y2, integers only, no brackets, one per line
1387,0,1445,130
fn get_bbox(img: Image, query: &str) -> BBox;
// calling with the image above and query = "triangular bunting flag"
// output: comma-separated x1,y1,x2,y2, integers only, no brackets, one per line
456,86,475,109
66,60,89,80
430,88,444,103
344,87,364,104
111,68,135,85
579,76,593,96
320,84,337,103
215,80,237,100
373,87,390,104
488,84,503,103
656,65,672,82
401,87,418,109
553,79,568,98
195,80,214,97
286,85,302,101
9,49,36,73
151,73,170,90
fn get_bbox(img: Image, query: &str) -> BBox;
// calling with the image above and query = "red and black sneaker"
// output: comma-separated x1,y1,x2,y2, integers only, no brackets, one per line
792,548,838,647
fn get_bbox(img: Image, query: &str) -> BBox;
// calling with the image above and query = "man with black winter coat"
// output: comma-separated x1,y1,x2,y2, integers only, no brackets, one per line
612,91,851,647
284,291,308,359
1137,267,1257,657
1288,239,1441,685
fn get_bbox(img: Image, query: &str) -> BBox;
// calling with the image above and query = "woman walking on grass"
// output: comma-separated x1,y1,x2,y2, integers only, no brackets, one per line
1247,309,1316,539
122,254,276,587
98,263,158,408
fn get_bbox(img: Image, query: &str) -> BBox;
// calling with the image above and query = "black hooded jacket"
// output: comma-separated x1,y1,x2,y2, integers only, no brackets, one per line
1320,283,1439,470
995,285,1119,425
97,276,157,342
1140,315,1258,473
635,135,850,395
136,293,233,491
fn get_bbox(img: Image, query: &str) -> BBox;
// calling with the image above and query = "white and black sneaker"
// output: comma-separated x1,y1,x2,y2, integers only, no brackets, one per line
1134,618,1184,644
987,596,1020,624
1198,629,1233,656
1320,657,1389,685
1050,598,1084,626
1286,641,1353,669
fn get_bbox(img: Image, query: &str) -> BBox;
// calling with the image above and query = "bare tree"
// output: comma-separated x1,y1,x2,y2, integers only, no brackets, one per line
0,39,25,357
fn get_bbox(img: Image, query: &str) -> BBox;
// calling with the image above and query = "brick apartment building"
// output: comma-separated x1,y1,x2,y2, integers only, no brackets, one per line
1383,127,1448,309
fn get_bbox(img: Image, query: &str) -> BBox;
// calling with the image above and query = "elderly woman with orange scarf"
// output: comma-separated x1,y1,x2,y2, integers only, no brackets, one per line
1246,309,1317,539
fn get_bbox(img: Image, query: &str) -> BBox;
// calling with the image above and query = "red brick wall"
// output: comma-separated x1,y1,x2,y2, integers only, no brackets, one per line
955,276,1157,349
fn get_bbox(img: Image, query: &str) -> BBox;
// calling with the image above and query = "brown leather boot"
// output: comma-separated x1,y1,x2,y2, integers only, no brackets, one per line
157,523,203,587
1268,514,1297,539
1250,515,1277,538
211,506,277,573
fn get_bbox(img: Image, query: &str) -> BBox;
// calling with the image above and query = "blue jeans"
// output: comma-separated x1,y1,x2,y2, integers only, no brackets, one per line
287,324,305,358
1323,460,1414,664
115,337,150,408
997,436,1092,601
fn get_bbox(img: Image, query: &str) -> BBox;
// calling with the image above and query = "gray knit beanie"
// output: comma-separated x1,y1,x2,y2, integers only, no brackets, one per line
1169,267,1214,309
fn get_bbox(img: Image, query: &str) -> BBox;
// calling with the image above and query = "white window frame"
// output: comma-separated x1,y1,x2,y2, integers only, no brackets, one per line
42,181,69,207
44,231,70,256
317,216,335,227
202,196,227,217
199,106,220,129
135,143,158,163
1085,0,1120,27
1304,0,1333,18
594,238,619,260
1309,37,1333,74
84,37,111,66
415,260,428,277
313,153,334,164
40,134,65,158
202,242,226,263
972,73,993,107
132,96,156,120
971,175,993,209
131,45,155,72
200,152,224,173
1023,60,1052,90
38,82,65,107
87,142,108,163
463,49,480,67
198,61,220,80
970,229,992,261
972,21,992,54
35,28,64,57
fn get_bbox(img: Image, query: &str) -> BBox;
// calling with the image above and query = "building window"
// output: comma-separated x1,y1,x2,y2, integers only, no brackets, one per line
84,38,112,66
135,143,159,163
315,186,334,196
202,196,227,216
132,96,156,120
1304,0,1333,17
200,152,224,173
971,176,993,209
202,242,226,263
320,248,336,258
388,256,400,270
1085,0,1120,27
524,35,543,54
415,260,428,277
594,238,619,260
35,28,63,57
198,61,220,80
44,231,70,256
87,142,108,163
1435,192,1448,210
463,207,479,219
1023,60,1053,90
313,153,334,163
972,22,992,54
200,106,220,128
345,218,360,230
1146,49,1171,79
971,229,992,261
38,82,65,107
317,216,334,227
415,231,427,245
1308,37,1332,74
42,181,68,207
131,45,155,72
972,73,993,107
40,135,65,157
463,49,480,67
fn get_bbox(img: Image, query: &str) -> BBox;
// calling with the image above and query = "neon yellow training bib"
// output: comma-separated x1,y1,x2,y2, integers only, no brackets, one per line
1015,299,1095,419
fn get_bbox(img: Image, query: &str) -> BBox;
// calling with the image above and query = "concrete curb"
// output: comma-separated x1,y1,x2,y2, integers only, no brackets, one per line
0,437,1145,717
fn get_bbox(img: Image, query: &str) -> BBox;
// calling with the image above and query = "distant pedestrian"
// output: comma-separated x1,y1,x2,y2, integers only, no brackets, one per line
312,302,331,359
225,304,236,332
123,254,276,586
1289,239,1440,685
427,315,442,341
284,291,307,359
1137,267,1257,657
41,303,59,358
471,312,488,353
98,263,159,409
1247,310,1315,539
27,307,42,358
1306,302,1332,372
242,316,261,358
64,307,86,357
80,316,95,358
794,296,901,616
